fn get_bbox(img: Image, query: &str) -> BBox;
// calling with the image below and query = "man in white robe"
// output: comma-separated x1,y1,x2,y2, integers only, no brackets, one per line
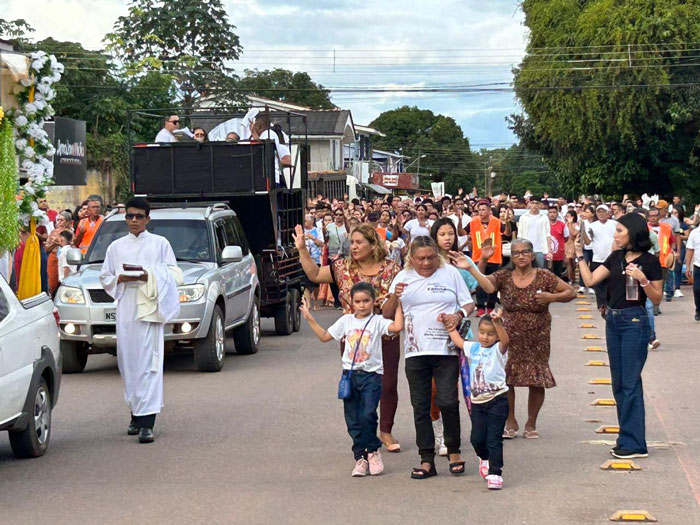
99,197,183,443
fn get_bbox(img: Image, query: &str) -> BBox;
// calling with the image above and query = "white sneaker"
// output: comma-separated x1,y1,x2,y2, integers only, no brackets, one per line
351,458,369,477
587,288,595,295
648,339,660,351
479,459,490,479
367,451,384,476
674,289,684,298
577,286,586,294
486,474,503,490
433,418,447,456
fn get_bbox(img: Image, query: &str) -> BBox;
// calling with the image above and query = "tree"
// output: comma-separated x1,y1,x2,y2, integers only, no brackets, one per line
237,69,334,109
104,0,242,108
512,0,700,201
369,106,479,192
0,18,34,46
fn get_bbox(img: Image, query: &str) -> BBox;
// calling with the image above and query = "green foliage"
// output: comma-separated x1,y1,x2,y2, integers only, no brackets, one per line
0,17,34,47
237,69,334,109
369,106,479,193
104,0,242,108
0,118,19,252
512,0,700,201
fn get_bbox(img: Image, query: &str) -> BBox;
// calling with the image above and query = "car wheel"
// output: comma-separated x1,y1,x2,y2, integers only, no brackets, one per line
9,377,52,458
274,293,294,336
290,288,301,333
193,305,225,372
60,340,88,373
233,297,260,355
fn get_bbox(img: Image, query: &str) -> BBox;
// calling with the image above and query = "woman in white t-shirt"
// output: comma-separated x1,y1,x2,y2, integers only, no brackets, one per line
383,236,475,479
402,204,434,244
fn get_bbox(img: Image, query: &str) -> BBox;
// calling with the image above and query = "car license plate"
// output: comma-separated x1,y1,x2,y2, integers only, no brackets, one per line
105,310,116,322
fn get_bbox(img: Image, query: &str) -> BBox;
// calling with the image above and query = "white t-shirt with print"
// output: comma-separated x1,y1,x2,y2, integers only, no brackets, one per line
404,219,434,240
466,341,508,403
588,220,616,263
327,314,394,374
390,265,473,359
448,213,472,250
687,228,700,268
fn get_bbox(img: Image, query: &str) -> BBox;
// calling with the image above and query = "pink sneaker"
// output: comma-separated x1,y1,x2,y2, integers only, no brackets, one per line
352,458,369,477
479,459,489,479
486,474,503,490
368,451,384,475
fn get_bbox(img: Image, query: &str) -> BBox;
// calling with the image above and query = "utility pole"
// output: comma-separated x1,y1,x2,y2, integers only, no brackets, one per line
417,148,421,175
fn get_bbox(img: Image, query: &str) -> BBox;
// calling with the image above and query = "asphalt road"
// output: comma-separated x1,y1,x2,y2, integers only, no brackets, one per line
1,290,700,524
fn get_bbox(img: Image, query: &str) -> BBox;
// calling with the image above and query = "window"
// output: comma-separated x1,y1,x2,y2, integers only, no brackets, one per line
0,285,9,324
214,221,228,258
229,216,250,256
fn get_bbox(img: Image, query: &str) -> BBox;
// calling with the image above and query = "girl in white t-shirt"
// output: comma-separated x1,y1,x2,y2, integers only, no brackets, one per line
402,204,434,242
301,282,403,478
443,310,509,490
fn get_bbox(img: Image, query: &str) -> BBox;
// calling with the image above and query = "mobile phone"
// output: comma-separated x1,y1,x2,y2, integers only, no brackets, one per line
123,264,144,272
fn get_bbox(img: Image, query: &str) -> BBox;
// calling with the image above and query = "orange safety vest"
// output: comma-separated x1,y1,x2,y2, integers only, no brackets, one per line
470,217,502,265
78,216,104,254
657,222,674,268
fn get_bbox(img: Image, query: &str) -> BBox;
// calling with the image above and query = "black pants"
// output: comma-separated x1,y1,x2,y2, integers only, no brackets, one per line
329,258,342,307
405,355,461,464
590,261,608,309
476,263,501,309
579,250,593,287
132,414,156,429
551,259,564,279
470,393,509,476
693,266,700,315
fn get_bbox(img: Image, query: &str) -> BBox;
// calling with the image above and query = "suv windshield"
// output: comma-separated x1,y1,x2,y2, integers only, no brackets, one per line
84,219,212,264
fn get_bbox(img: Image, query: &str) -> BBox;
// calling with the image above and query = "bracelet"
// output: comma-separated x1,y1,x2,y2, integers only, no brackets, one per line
640,279,650,287
455,309,465,319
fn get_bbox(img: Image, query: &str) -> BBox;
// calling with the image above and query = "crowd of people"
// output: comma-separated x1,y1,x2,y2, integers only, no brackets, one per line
295,189,700,489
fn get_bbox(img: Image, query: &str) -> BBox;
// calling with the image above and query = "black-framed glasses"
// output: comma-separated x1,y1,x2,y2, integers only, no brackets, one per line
512,249,533,257
125,213,146,220
170,120,180,124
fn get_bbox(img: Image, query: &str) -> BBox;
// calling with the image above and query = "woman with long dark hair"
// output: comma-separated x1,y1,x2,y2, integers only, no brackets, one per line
577,213,663,459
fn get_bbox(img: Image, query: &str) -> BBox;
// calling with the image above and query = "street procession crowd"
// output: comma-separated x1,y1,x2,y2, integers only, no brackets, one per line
293,189,700,489
2,185,700,484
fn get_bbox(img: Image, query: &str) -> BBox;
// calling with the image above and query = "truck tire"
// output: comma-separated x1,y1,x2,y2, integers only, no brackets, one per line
274,293,294,336
9,377,52,458
290,288,301,332
194,305,226,372
233,297,260,355
60,340,88,374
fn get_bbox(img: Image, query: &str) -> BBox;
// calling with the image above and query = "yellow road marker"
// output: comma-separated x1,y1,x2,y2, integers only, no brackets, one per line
585,346,605,352
589,378,612,385
596,425,619,434
586,360,608,366
579,323,597,328
576,300,591,305
600,460,641,471
608,510,656,522
583,334,601,339
577,307,592,311
591,398,616,406
579,314,594,319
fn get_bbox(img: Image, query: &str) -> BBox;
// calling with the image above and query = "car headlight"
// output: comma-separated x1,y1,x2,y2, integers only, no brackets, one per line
178,284,205,303
58,286,86,304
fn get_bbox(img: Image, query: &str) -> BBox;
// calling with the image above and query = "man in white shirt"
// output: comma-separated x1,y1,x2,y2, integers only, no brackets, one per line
517,197,550,268
581,204,616,308
154,115,180,142
448,201,471,251
685,226,700,321
251,115,292,188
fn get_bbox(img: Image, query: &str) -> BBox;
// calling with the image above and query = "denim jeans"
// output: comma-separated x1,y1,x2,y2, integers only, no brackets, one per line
343,371,383,460
693,266,700,315
533,252,546,268
645,298,656,341
606,306,650,453
405,355,461,464
470,393,509,476
664,264,675,300
674,245,686,289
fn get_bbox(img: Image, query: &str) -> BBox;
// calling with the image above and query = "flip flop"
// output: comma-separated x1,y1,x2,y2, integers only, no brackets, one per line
502,428,518,439
449,461,466,475
411,464,437,479
523,430,540,439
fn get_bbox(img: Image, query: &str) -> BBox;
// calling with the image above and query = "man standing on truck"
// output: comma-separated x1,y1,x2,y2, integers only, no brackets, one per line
250,114,292,188
99,197,183,443
155,115,180,142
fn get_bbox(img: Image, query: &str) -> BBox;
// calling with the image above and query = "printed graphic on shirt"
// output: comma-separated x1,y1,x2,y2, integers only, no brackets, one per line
346,328,373,364
404,314,420,354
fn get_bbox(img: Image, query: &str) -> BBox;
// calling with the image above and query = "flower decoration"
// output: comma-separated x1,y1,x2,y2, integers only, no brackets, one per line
7,51,63,226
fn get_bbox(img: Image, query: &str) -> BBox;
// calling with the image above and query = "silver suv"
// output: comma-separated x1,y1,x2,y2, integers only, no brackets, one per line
55,204,260,373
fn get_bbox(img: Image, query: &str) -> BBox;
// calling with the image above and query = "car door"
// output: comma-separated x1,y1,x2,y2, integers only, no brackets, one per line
223,216,251,322
0,279,35,425
213,219,239,327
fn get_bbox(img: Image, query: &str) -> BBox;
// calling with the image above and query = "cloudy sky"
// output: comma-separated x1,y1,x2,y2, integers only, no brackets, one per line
5,0,528,148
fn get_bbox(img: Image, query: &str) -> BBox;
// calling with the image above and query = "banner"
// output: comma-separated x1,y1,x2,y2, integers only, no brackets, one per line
44,117,87,185
431,182,445,198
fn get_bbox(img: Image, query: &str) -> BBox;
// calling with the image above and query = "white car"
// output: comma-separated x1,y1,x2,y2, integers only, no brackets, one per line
0,275,61,458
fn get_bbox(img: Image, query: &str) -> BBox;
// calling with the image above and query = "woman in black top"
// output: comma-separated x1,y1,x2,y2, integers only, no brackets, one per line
576,213,663,460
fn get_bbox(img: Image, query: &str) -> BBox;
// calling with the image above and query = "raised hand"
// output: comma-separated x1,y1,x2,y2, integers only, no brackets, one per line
448,250,472,271
481,242,495,261
299,296,313,320
292,224,306,251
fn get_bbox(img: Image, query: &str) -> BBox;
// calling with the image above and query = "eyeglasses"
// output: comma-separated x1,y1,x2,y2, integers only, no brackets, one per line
511,249,533,257
125,213,146,220
170,120,180,125
334,213,344,217
194,133,205,138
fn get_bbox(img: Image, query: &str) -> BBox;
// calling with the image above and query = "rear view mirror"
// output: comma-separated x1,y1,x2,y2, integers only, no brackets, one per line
66,248,83,265
221,245,243,263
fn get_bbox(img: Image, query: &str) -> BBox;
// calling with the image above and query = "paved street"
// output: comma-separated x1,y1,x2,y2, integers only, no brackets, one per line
2,290,700,524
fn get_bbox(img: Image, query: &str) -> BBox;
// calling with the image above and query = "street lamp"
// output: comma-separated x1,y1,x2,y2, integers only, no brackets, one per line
405,154,426,170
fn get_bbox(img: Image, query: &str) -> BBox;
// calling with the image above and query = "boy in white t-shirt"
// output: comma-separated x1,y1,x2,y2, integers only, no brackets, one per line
443,310,509,490
301,282,403,478
57,230,77,282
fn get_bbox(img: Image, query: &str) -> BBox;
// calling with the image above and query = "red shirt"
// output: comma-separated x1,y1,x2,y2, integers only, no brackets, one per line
549,220,568,261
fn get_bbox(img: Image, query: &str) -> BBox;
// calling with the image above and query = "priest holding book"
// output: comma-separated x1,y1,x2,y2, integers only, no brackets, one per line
99,197,183,443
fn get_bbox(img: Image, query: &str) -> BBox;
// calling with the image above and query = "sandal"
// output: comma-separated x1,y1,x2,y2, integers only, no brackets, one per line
502,428,518,439
523,430,540,439
411,464,437,480
448,461,466,475
380,432,401,453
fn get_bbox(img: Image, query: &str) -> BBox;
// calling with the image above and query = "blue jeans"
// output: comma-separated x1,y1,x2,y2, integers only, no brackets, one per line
674,245,686,289
606,306,650,453
470,393,509,476
533,252,546,268
343,371,382,460
645,298,656,341
664,265,675,299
